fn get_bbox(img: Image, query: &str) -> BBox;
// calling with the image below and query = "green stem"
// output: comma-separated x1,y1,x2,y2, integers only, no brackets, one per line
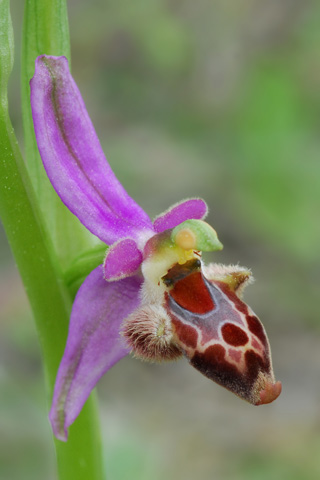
0,113,104,480
0,2,104,479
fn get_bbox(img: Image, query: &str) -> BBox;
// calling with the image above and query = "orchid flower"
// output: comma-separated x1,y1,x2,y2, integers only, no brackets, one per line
30,55,281,442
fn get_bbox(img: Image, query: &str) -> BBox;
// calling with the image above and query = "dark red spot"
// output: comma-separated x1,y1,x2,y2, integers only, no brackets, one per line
203,344,226,363
170,272,214,314
171,317,198,349
221,323,249,346
247,315,266,345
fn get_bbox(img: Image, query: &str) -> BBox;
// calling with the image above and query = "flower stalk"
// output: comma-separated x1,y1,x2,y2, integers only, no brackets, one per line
1,1,105,479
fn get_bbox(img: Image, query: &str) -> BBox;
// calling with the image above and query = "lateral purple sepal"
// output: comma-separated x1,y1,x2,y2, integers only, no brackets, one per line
153,198,208,233
103,238,143,281
49,266,142,441
30,55,153,244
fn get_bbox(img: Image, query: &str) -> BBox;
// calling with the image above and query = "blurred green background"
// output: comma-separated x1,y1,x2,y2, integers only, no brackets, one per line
1,1,320,479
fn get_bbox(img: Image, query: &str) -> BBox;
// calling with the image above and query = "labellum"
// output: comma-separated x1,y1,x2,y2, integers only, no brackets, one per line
123,222,281,406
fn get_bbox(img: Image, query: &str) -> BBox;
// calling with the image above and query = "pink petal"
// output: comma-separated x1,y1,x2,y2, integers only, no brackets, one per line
49,266,142,441
103,238,143,281
30,55,153,244
153,198,208,233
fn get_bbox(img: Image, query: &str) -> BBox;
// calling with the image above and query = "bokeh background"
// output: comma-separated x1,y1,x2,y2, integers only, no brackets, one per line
1,1,320,479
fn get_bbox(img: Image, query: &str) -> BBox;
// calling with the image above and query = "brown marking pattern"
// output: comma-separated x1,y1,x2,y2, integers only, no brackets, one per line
171,317,198,349
191,342,271,404
246,315,267,346
221,323,249,347
245,349,269,382
165,271,277,405
169,272,214,314
191,345,250,399
204,344,226,364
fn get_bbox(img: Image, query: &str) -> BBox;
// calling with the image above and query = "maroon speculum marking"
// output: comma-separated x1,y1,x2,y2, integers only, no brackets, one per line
221,323,249,346
169,272,215,315
163,261,281,405
246,315,268,347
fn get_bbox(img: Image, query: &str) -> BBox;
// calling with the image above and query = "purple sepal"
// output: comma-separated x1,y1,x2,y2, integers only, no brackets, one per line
49,266,142,441
153,198,208,233
30,55,153,245
103,238,143,281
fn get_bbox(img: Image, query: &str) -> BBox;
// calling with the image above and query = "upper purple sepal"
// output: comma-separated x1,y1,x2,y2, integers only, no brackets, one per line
30,55,153,245
153,198,208,233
